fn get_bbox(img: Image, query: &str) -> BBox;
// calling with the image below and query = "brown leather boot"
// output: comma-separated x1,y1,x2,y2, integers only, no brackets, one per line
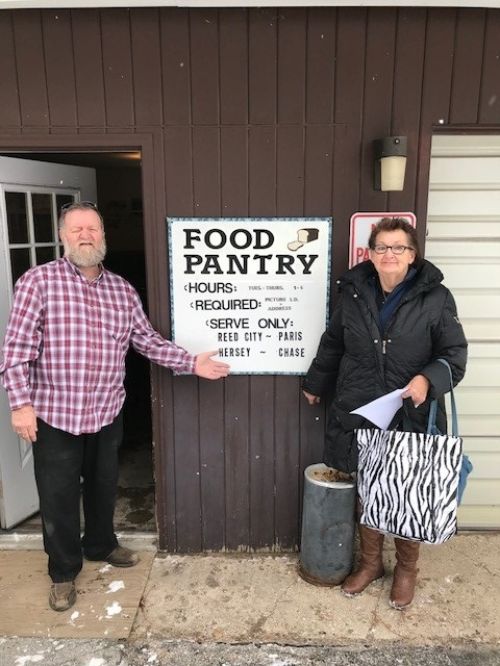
341,525,385,597
389,539,420,609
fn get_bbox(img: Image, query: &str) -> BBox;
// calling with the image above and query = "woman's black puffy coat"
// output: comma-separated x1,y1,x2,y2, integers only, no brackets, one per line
303,259,468,473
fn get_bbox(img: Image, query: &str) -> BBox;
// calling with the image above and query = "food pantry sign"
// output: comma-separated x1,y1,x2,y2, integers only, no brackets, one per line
168,217,332,374
349,212,416,267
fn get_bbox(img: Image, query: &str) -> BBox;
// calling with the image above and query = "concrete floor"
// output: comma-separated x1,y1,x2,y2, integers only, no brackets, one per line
132,533,500,648
0,550,155,639
0,533,499,665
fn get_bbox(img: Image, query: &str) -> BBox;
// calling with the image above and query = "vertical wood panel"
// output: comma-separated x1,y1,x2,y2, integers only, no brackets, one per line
249,127,276,215
479,10,500,124
333,8,366,128
131,9,163,127
332,8,366,279
249,8,277,125
101,9,135,127
248,125,276,550
277,8,307,125
275,125,304,548
172,377,202,552
41,11,77,127
416,9,456,234
219,9,248,125
277,125,304,215
389,8,426,213
190,9,219,126
0,12,21,127
249,377,275,549
199,126,247,550
221,127,248,216
274,377,301,549
419,10,456,127
143,128,171,553
300,122,332,499
224,375,250,550
306,8,336,125
359,7,397,211
163,125,194,551
173,125,222,551
161,8,191,125
199,380,225,551
192,127,220,215
450,8,486,124
13,10,49,127
165,127,194,214
304,126,334,215
71,9,106,128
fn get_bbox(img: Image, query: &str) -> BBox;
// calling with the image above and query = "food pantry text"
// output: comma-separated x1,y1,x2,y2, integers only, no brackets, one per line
168,218,330,374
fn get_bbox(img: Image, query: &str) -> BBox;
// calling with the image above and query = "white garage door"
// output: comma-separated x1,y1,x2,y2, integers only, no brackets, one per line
427,134,500,530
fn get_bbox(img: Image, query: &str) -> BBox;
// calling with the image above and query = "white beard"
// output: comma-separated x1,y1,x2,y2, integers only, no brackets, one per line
64,238,107,268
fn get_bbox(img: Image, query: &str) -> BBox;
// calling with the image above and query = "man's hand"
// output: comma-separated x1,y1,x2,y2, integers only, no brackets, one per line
303,390,321,406
11,405,37,442
195,351,230,380
402,374,430,408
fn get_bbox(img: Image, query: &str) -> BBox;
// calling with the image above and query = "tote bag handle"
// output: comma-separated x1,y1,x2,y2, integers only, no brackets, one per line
426,358,459,437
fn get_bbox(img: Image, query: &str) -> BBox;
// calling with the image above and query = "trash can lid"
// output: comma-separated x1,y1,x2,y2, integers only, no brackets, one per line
304,463,355,489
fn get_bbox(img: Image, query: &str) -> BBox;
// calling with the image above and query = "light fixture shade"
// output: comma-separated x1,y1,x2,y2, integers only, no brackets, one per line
380,155,407,191
373,136,407,191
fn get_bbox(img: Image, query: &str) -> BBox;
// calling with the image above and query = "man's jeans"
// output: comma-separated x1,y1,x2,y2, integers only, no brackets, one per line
33,411,123,583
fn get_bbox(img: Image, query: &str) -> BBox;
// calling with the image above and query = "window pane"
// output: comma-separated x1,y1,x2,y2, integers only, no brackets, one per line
36,246,55,266
32,193,53,243
10,248,31,284
6,192,29,244
56,194,74,217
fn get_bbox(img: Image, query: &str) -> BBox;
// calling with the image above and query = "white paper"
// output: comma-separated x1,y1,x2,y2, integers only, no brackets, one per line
350,388,407,430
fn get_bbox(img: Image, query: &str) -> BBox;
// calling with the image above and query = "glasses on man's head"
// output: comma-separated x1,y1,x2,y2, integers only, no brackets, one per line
60,201,98,213
372,244,415,255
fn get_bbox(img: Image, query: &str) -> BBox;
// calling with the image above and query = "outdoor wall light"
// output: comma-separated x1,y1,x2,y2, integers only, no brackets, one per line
373,136,407,191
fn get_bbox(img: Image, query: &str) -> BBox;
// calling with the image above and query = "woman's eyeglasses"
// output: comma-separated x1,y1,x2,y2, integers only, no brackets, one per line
372,244,415,255
60,201,98,213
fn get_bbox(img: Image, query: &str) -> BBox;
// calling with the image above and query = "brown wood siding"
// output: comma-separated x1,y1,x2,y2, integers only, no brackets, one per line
71,9,106,129
0,12,21,128
1,7,499,552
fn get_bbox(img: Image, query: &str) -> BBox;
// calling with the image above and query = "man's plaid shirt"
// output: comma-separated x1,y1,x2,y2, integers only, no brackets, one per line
0,258,195,435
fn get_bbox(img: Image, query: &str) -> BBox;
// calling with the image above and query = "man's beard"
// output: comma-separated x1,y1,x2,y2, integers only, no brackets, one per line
64,238,107,268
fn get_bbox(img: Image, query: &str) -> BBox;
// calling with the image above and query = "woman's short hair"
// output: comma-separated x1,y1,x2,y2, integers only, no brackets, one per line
368,217,421,263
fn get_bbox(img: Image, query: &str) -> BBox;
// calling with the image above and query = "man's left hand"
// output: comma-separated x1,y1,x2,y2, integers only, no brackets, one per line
195,351,230,380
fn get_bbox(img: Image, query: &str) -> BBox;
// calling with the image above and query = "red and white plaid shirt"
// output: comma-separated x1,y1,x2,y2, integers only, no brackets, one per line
0,258,195,435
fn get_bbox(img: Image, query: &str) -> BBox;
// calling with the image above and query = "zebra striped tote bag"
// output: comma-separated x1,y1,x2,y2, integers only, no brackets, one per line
356,363,463,545
356,427,462,544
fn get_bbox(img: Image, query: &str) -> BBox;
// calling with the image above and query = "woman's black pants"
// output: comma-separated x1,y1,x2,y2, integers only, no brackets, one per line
32,412,123,583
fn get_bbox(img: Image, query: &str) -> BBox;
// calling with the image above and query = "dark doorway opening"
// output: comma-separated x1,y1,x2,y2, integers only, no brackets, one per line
2,150,155,533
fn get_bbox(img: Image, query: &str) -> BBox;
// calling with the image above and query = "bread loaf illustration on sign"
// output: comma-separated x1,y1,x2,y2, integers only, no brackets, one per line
287,228,320,251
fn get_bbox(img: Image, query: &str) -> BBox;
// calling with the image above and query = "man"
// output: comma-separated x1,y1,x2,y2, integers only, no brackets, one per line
0,201,229,612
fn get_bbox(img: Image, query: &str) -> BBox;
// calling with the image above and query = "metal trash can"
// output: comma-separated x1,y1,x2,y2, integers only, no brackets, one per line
299,463,357,586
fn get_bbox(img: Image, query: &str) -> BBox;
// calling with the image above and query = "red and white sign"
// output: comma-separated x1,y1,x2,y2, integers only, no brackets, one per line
349,212,417,268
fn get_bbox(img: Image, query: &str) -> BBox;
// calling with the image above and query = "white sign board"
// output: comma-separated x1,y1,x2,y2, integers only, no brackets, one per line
168,217,332,374
349,212,417,267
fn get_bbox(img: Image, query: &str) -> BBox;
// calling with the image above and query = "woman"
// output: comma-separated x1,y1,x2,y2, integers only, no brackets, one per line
302,217,467,609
